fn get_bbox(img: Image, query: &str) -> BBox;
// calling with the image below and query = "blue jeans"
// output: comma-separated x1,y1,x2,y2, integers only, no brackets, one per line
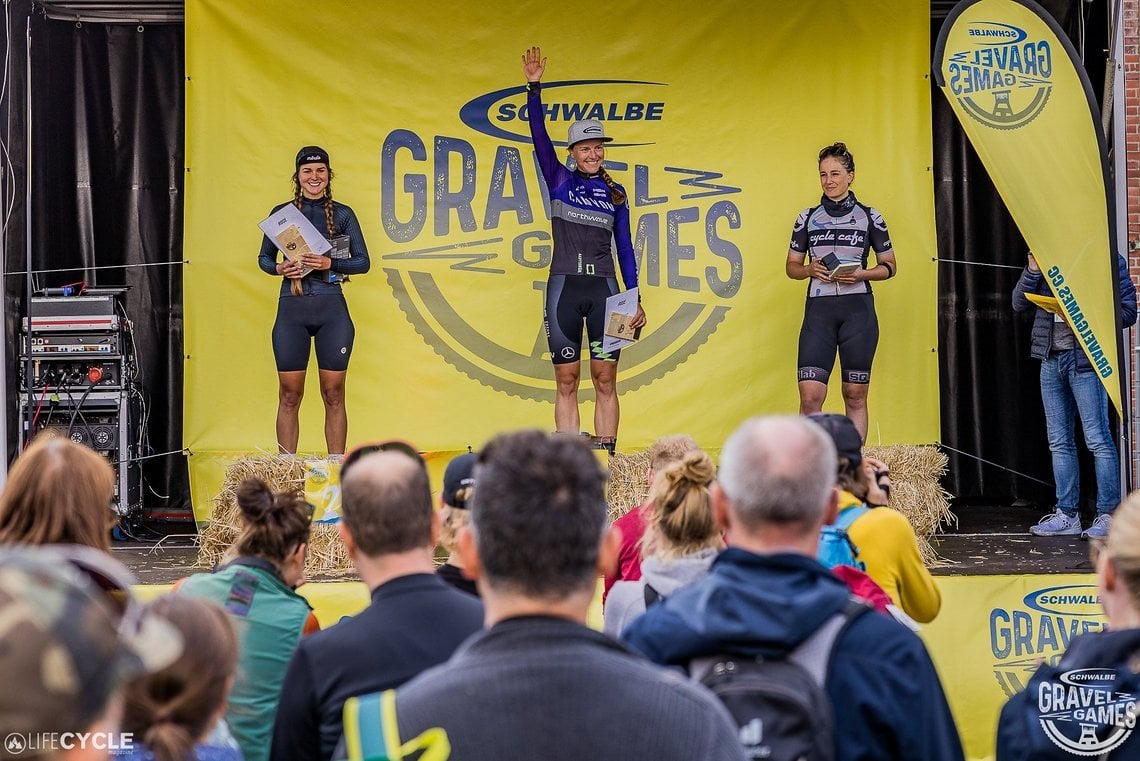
1040,350,1120,515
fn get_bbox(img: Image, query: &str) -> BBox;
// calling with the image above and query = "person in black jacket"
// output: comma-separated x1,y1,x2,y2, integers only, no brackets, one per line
341,430,744,761
1012,253,1137,539
997,491,1140,759
269,448,483,761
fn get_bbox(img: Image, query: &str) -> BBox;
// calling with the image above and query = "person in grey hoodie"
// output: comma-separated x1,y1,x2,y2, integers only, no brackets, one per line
604,448,722,637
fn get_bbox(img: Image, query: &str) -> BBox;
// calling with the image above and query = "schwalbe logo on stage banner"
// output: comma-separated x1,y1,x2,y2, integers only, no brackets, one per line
376,81,743,402
944,21,1053,130
460,80,665,147
989,585,1106,699
1034,668,1137,756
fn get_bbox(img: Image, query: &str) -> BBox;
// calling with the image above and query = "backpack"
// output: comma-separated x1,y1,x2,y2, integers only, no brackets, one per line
816,505,869,570
691,598,868,761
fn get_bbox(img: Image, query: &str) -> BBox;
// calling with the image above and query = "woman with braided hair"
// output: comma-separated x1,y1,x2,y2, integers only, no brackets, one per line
522,47,646,452
257,146,370,456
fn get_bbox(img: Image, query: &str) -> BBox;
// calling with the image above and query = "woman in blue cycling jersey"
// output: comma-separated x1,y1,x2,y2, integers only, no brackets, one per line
522,46,646,451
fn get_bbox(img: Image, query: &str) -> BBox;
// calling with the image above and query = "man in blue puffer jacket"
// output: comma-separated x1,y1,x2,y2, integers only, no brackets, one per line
1012,253,1137,540
623,415,965,761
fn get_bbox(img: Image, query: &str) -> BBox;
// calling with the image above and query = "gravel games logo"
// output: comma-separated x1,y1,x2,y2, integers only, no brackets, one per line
944,21,1053,130
991,585,1105,698
377,80,743,401
1035,669,1137,756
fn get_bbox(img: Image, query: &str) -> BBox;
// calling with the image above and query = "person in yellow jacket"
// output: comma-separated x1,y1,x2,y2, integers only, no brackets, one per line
809,413,941,624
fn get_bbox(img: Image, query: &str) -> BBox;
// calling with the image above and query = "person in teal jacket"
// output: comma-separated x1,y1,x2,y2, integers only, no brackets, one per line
179,478,317,761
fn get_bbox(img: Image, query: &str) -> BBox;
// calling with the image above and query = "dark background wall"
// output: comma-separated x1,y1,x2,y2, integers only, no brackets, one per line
932,0,1113,510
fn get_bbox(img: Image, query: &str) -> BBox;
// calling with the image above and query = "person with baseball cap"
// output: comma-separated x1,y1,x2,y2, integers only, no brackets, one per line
436,451,479,596
0,545,181,761
257,145,371,458
521,46,646,453
807,412,941,624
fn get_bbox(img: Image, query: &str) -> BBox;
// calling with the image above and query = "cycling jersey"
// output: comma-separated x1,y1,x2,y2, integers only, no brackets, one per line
259,195,368,372
526,83,638,290
257,197,370,296
789,192,892,298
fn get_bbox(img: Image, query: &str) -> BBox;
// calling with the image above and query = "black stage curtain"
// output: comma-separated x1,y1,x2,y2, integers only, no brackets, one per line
933,0,1109,507
4,6,187,513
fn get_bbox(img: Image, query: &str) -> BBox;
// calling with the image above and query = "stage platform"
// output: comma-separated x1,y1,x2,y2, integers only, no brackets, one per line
930,502,1097,575
118,500,1097,584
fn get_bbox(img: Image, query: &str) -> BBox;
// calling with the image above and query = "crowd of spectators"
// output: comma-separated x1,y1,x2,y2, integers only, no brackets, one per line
1,419,1134,760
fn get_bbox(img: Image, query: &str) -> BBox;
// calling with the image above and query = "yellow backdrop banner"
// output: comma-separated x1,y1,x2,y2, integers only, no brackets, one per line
184,1,938,521
934,0,1126,413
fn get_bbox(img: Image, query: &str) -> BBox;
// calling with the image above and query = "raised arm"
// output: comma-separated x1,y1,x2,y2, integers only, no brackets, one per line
522,46,564,189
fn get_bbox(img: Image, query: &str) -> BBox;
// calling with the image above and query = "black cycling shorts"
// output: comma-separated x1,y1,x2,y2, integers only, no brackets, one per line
272,293,355,372
544,274,621,364
797,293,878,384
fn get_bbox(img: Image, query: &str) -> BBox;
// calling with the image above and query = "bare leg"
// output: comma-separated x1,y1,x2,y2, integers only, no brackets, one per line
554,362,582,433
798,380,827,417
319,369,348,455
841,382,869,441
591,360,618,439
277,371,306,454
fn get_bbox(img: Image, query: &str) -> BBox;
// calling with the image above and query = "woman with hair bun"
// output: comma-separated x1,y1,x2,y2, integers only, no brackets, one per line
603,449,722,636
996,491,1140,759
178,478,318,761
115,595,240,761
785,142,897,440
257,145,370,458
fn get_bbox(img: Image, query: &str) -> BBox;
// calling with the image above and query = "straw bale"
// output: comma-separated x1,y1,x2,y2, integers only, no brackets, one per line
864,445,955,565
196,455,356,577
607,450,652,523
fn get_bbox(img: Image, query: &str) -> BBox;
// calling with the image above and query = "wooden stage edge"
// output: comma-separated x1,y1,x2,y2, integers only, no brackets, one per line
114,498,1096,587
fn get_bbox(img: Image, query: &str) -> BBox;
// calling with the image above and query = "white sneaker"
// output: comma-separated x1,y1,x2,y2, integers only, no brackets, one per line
1029,510,1082,536
1082,513,1112,541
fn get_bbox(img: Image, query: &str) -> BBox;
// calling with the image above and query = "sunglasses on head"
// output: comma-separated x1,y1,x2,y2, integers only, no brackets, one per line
341,439,425,479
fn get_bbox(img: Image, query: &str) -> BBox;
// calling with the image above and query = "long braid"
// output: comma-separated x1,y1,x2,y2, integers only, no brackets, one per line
291,171,303,211
323,180,336,237
597,167,626,205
